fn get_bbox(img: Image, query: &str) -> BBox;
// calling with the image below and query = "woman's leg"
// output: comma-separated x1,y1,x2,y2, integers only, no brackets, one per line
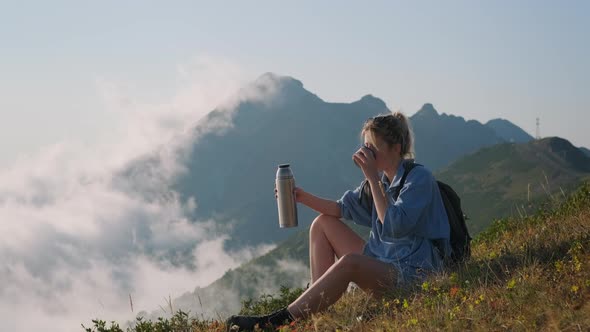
288,253,397,319
309,214,365,283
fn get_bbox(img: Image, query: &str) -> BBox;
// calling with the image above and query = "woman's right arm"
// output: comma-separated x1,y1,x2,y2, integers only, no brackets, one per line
296,188,342,218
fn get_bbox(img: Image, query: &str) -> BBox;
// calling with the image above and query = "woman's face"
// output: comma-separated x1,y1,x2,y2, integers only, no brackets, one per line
363,131,401,171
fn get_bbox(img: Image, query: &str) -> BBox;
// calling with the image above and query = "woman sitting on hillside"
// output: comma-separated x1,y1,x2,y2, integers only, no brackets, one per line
226,112,451,331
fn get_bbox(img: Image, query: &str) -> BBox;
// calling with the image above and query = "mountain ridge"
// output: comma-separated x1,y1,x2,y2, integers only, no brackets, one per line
485,118,534,143
410,103,504,170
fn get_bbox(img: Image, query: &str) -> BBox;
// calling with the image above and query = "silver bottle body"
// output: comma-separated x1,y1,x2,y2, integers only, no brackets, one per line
276,164,298,228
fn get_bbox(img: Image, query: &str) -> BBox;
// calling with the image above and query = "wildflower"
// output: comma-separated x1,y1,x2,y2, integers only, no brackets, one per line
571,285,579,294
573,256,582,272
507,279,516,289
450,286,460,298
448,311,456,320
403,299,409,309
555,260,563,272
421,282,430,292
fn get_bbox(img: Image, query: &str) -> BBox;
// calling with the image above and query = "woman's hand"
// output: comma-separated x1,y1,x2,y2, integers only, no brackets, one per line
275,186,306,203
353,145,379,182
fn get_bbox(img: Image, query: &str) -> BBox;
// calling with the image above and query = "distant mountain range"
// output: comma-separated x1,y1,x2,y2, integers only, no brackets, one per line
135,73,590,318
123,73,559,252
411,104,526,170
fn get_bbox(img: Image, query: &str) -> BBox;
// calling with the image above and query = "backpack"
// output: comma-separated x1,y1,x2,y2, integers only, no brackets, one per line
358,161,472,265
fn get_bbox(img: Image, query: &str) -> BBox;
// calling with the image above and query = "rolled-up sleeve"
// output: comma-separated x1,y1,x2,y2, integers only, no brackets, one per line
380,170,433,238
336,184,372,227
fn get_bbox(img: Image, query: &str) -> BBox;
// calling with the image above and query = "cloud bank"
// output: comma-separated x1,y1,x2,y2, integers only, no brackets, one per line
0,56,280,331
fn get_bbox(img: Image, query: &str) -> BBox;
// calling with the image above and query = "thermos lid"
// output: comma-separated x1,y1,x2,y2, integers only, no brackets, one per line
276,163,294,179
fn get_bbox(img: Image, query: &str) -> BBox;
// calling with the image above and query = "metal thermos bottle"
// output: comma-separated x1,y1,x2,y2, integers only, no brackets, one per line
276,164,298,228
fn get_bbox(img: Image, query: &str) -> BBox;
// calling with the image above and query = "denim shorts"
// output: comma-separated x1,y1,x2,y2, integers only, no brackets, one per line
393,262,428,286
362,250,427,287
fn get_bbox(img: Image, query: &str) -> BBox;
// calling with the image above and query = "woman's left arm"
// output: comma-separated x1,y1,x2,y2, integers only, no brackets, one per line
367,175,388,224
353,145,390,223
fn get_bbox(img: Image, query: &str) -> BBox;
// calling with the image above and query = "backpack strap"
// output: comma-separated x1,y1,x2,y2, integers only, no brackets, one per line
392,160,422,201
358,178,372,212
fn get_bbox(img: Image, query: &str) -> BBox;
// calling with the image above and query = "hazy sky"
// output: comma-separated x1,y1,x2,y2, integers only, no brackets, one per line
2,1,589,167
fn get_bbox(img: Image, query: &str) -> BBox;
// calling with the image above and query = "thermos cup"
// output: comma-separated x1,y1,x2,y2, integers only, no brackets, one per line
276,164,298,228
353,145,376,168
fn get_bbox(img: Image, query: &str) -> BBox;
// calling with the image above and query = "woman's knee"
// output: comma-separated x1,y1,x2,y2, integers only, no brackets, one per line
310,214,339,237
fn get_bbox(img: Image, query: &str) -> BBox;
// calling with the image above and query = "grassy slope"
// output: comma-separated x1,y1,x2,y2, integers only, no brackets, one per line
298,181,590,331
436,138,590,234
87,180,590,331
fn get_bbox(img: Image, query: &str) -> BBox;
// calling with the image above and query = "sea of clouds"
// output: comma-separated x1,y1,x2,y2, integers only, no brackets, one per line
0,56,298,331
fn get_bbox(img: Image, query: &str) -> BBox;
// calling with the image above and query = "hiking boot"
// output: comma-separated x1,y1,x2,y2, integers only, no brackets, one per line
225,307,294,331
225,314,262,331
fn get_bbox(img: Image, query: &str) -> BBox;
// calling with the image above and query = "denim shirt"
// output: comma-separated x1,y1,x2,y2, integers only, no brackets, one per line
337,159,451,281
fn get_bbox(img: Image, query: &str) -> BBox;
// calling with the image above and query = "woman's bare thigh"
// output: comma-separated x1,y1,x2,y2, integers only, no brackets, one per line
343,253,398,296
